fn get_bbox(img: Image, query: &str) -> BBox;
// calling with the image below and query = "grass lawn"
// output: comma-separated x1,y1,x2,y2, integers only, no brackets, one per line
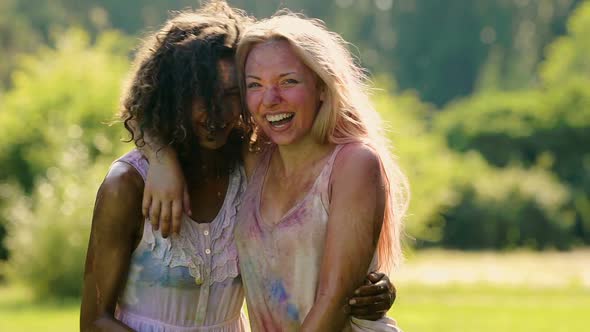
393,283,589,332
0,285,80,332
1,283,587,332
2,250,588,331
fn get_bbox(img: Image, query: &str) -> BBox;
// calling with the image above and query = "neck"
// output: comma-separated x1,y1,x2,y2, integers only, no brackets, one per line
273,134,333,177
183,147,229,184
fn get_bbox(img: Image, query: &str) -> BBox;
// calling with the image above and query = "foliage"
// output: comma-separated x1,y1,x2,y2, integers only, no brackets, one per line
0,28,130,192
0,0,582,106
0,28,130,298
433,86,590,245
389,0,580,105
440,166,574,250
432,2,590,244
540,1,590,85
375,87,468,243
377,86,577,249
3,145,114,299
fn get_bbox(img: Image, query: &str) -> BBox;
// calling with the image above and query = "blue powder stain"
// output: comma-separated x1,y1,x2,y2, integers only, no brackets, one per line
269,280,299,321
132,248,194,288
270,280,289,303
286,303,299,321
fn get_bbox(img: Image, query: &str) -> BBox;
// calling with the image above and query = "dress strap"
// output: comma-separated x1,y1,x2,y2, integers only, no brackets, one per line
115,149,149,181
249,145,275,192
320,144,350,208
326,144,346,169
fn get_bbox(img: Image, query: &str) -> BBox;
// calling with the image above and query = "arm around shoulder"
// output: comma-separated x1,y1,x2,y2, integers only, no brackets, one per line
301,144,387,331
80,162,145,331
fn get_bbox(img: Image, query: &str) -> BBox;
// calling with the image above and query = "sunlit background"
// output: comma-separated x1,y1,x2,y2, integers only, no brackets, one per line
0,0,588,331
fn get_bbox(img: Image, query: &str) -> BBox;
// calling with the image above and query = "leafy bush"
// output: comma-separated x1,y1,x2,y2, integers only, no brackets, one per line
376,86,491,245
434,81,590,245
0,28,130,192
377,81,581,249
0,28,130,298
433,2,590,246
439,166,575,250
4,145,113,299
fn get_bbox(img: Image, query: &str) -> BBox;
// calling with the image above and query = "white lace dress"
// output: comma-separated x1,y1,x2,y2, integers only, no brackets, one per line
114,150,249,332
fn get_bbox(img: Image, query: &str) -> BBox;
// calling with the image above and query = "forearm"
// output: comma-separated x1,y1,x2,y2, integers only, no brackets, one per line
302,145,386,330
81,167,143,332
301,255,372,331
301,295,348,331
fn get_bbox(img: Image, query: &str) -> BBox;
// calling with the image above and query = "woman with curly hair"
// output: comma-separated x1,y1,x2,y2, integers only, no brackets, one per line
80,1,395,331
80,3,252,331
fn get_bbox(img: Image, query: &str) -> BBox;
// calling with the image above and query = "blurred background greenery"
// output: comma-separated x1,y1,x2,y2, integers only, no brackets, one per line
0,0,588,331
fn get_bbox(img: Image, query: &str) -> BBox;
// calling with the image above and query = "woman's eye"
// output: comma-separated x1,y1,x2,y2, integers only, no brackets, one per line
282,79,298,85
246,82,261,89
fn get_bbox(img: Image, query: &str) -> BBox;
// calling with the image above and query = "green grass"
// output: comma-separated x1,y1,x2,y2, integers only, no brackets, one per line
0,284,80,332
1,283,588,332
2,250,588,331
392,283,590,332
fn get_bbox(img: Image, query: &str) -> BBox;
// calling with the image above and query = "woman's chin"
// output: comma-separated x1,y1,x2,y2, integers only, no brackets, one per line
198,140,227,150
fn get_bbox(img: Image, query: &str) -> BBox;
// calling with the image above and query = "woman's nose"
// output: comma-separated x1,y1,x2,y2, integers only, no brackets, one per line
262,86,281,107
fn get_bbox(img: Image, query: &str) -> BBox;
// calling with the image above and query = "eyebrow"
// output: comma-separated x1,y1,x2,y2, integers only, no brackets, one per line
246,72,296,80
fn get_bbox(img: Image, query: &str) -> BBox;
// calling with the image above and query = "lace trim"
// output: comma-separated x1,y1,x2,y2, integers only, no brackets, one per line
208,166,245,285
143,166,245,286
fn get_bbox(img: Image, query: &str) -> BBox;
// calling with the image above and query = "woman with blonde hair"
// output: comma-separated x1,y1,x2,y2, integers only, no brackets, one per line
231,12,408,331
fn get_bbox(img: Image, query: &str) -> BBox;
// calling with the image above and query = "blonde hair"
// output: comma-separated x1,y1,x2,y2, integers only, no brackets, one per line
236,12,409,271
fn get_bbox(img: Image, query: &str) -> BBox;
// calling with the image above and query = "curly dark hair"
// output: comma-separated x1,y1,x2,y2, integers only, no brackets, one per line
120,0,252,169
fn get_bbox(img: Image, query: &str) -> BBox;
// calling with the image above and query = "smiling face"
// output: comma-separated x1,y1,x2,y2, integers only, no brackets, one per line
244,40,323,146
192,58,241,150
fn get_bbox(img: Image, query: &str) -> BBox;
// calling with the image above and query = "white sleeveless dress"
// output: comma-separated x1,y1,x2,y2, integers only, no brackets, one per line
114,150,249,332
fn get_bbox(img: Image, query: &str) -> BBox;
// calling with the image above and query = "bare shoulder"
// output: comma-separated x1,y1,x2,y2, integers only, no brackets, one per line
92,161,144,233
99,161,144,200
332,143,382,184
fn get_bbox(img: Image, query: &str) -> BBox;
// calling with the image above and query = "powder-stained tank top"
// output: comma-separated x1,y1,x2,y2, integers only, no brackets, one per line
235,144,400,331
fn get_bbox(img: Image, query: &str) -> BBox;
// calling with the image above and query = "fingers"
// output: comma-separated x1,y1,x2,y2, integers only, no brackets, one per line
347,293,391,321
142,192,152,219
353,279,389,297
349,293,392,308
171,199,183,235
366,271,385,284
159,201,172,238
149,199,161,231
183,186,191,216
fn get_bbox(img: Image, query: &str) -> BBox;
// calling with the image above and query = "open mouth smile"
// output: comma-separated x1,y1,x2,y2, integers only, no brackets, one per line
265,112,294,127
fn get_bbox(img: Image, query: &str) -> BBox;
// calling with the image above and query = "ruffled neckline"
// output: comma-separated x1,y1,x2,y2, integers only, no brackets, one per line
142,165,246,286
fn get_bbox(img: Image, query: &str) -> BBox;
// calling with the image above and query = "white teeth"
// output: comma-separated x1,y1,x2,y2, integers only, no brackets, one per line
266,113,293,122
